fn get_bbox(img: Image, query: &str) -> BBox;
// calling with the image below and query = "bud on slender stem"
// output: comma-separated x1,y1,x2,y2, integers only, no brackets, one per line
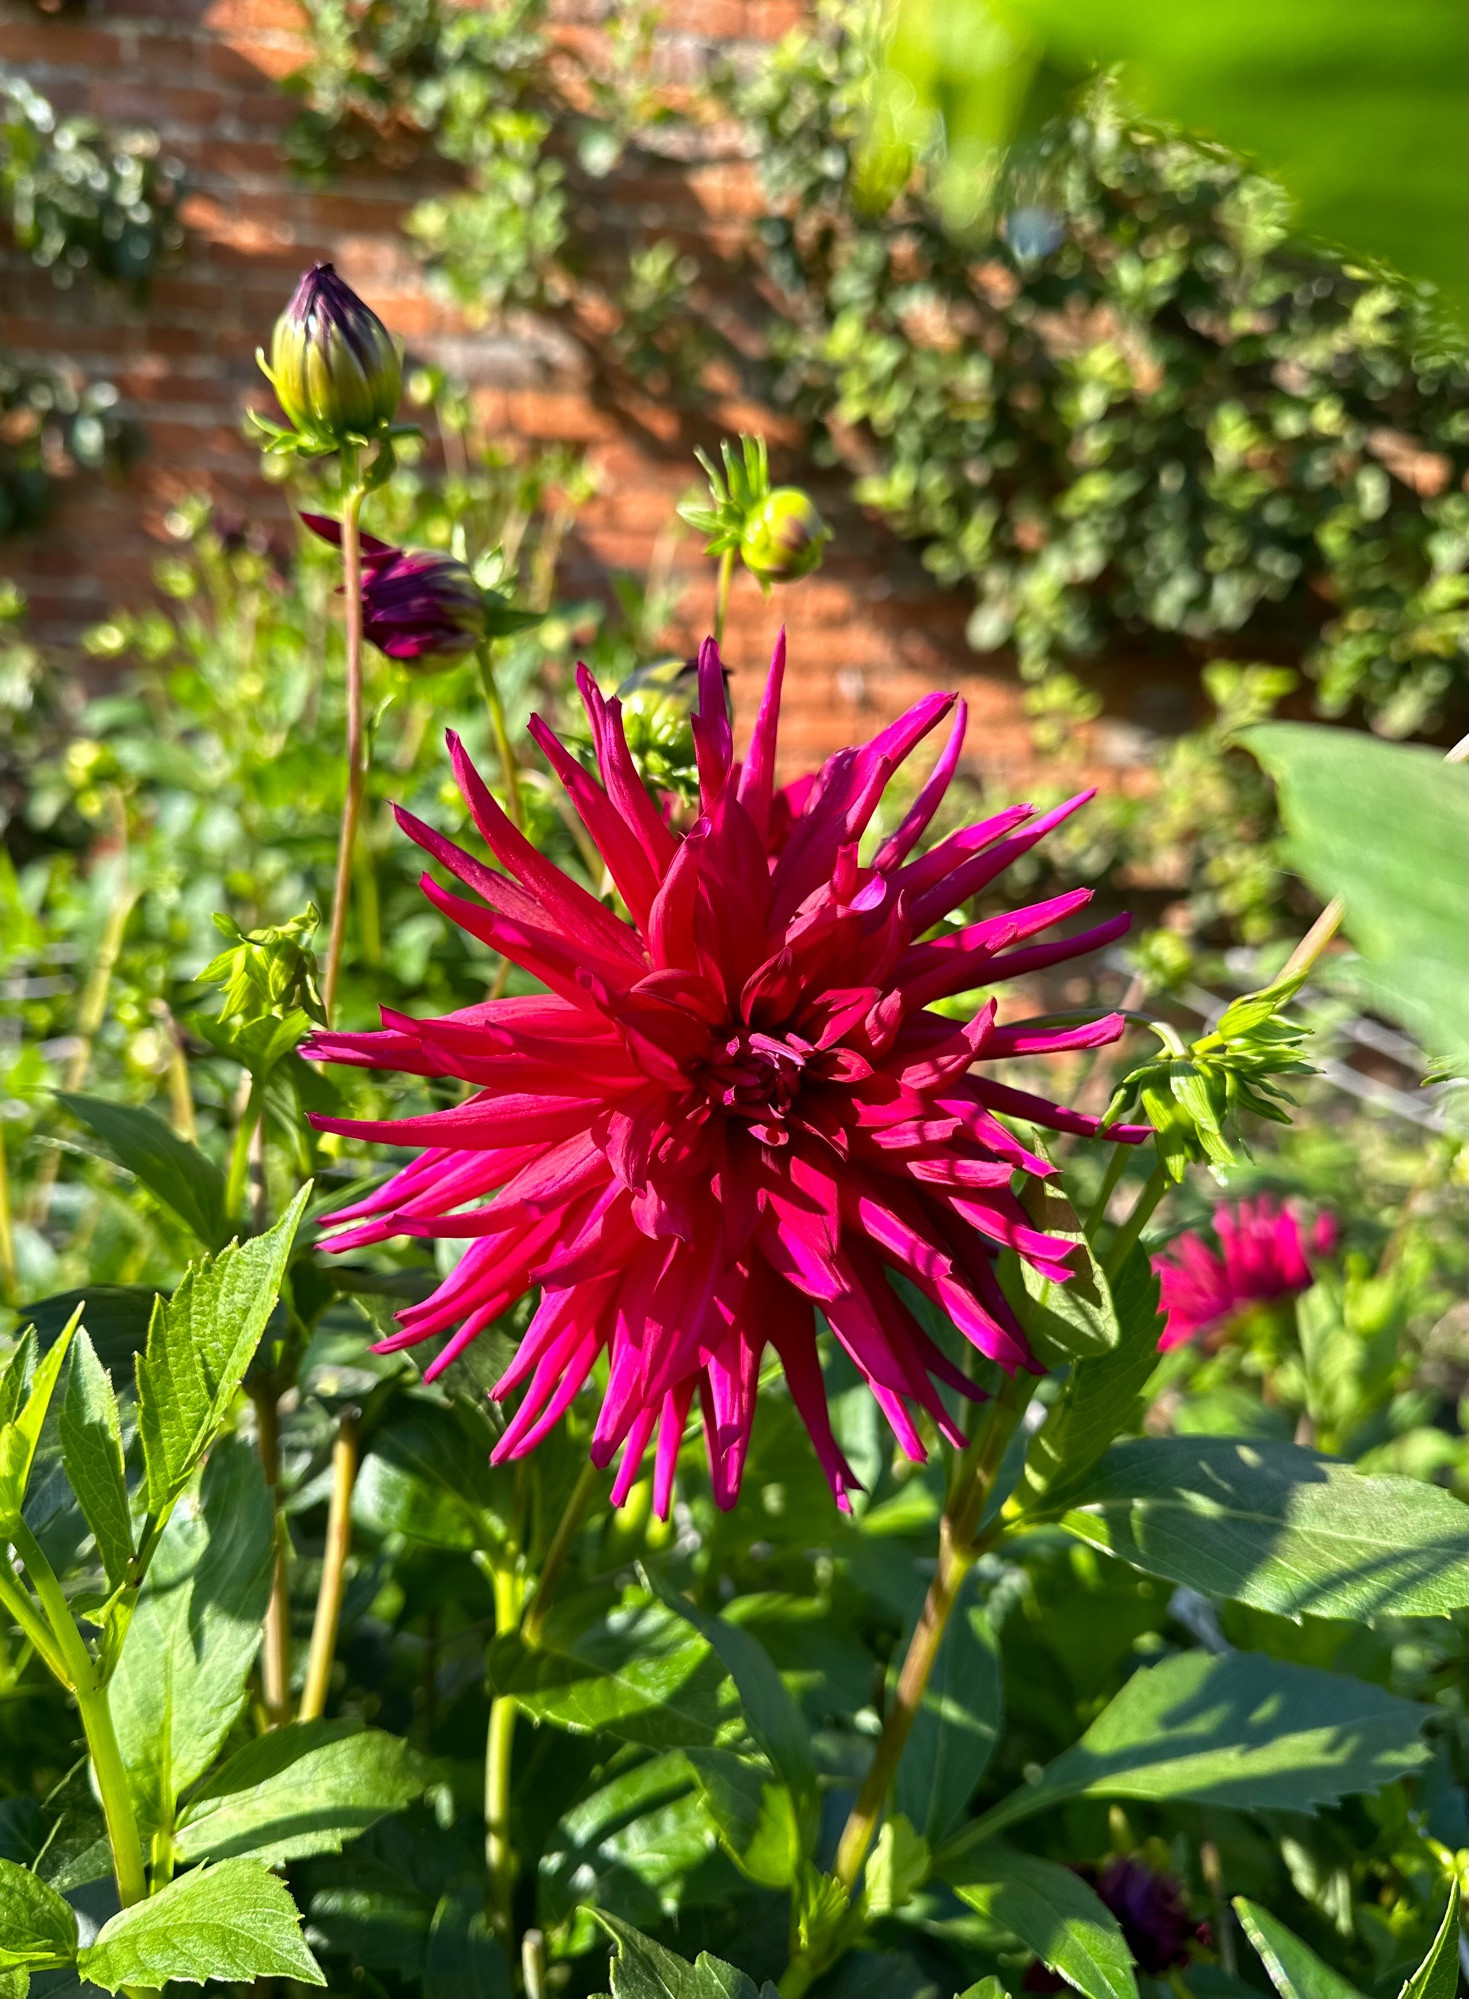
261,264,402,449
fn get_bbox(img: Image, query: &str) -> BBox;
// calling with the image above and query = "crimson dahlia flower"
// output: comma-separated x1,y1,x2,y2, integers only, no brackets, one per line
1155,1195,1336,1351
306,638,1145,1512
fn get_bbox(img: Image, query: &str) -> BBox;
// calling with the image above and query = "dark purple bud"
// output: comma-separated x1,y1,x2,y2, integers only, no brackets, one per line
300,512,485,670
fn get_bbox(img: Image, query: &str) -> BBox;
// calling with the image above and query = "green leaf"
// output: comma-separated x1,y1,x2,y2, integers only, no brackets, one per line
539,1753,713,1947
1233,1897,1366,1999
76,1858,325,1991
592,1910,774,1999
18,1287,158,1386
894,1583,1003,1845
55,1093,228,1251
136,1183,309,1516
1398,1880,1461,1999
947,1844,1138,1999
1020,1247,1162,1507
1055,1437,1469,1619
191,1007,311,1082
109,1438,275,1839
353,1398,509,1552
0,1332,34,1430
683,1748,802,1888
0,1306,82,1529
1018,1172,1119,1364
1242,725,1468,1068
175,1718,425,1865
58,1329,133,1589
425,1890,513,1999
0,1857,78,1972
642,1568,816,1823
944,1649,1430,1856
489,1586,740,1753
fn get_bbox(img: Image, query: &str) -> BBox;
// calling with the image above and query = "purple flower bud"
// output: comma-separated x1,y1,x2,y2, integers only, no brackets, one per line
1094,1858,1208,1975
265,265,401,444
300,513,485,670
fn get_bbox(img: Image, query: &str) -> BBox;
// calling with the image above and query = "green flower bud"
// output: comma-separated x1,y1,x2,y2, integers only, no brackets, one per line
740,486,831,587
262,264,401,445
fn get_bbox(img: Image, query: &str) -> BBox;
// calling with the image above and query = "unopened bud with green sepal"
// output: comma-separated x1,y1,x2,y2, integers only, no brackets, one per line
258,263,402,450
679,432,832,593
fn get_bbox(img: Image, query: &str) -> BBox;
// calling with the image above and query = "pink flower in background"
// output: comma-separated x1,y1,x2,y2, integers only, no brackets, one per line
305,636,1146,1513
1154,1196,1337,1351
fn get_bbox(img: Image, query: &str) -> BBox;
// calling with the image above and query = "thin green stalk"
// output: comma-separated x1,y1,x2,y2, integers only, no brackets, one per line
484,1565,523,1951
477,645,525,832
522,1460,599,1650
1084,1143,1130,1237
252,1386,292,1727
0,1562,68,1681
298,1410,360,1721
0,1123,15,1305
1278,895,1344,984
713,546,735,649
322,470,367,1024
1104,1159,1170,1281
223,1075,264,1226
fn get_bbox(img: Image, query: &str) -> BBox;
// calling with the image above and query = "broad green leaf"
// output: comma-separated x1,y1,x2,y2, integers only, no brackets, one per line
1018,1173,1119,1363
0,1857,78,1972
1398,1881,1461,1999
0,1331,35,1429
683,1748,802,1888
894,1583,1003,1845
353,1398,509,1553
33,1760,109,1894
175,1718,425,1865
866,1813,931,1917
76,1858,325,1991
191,1008,311,1082
425,1890,513,1999
18,1287,158,1386
55,1093,228,1251
58,1330,132,1588
109,1438,274,1840
947,1844,1138,1999
489,1586,740,1753
1234,1897,1366,1999
136,1183,309,1516
642,1568,815,1821
1055,1437,1469,1619
0,1306,82,1529
957,1982,1008,1999
1020,1247,1162,1506
592,1911,774,1999
945,1649,1430,1856
1243,725,1468,1068
540,1753,714,1950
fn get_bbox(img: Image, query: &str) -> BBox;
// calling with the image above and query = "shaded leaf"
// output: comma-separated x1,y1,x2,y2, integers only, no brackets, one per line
1397,1880,1461,1999
948,1844,1138,1999
1233,1897,1365,1999
894,1583,1003,1846
0,1858,78,1972
55,1094,228,1252
424,1891,513,1999
76,1859,324,1991
592,1910,774,1998
18,1288,157,1387
0,1308,82,1529
175,1719,425,1865
540,1754,713,1948
1056,1437,1469,1618
682,1749,801,1889
945,1649,1430,1856
136,1184,309,1516
1021,1248,1162,1507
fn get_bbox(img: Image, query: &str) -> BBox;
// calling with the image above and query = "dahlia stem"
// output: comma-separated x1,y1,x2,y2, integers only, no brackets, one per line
322,470,367,1025
522,1458,599,1650
1279,895,1344,984
251,1385,293,1727
827,1377,1028,1901
713,546,735,649
1084,1143,1131,1238
476,644,525,831
298,1409,360,1722
223,1075,264,1229
1104,1159,1170,1281
0,1125,15,1306
484,1565,524,1949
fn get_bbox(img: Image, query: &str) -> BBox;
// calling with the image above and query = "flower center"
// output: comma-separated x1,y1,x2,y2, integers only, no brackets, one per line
699,1025,812,1139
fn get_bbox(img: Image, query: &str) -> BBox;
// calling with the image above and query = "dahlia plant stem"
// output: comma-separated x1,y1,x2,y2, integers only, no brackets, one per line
1104,1159,1170,1282
476,644,525,831
298,1408,360,1722
322,466,367,1025
713,546,735,649
522,1458,600,1650
223,1076,264,1226
251,1384,293,1726
485,1564,525,1952
1279,894,1344,983
1084,1142,1132,1237
11,1522,148,1909
824,1378,1030,1908
0,1127,15,1304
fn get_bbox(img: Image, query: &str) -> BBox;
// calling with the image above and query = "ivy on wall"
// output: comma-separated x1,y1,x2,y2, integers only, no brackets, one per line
0,66,180,536
277,0,1467,748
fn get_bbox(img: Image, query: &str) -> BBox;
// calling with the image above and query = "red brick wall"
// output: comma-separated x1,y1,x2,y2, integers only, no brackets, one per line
0,0,1166,790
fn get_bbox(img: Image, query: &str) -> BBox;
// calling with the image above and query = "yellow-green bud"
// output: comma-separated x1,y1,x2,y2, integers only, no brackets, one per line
264,263,401,445
740,487,830,587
